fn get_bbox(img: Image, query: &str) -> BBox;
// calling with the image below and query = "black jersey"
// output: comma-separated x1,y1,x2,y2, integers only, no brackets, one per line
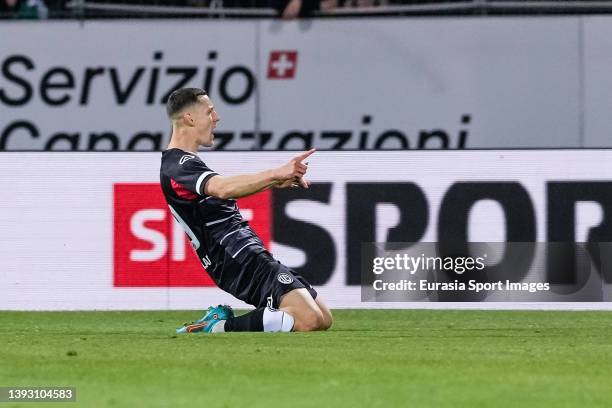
160,148,317,308
159,148,268,293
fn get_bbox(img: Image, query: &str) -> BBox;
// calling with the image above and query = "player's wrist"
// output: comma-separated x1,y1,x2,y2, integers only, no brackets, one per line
270,167,286,182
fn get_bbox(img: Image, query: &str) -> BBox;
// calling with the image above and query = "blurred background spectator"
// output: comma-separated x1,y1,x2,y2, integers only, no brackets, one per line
4,0,612,20
1,0,49,18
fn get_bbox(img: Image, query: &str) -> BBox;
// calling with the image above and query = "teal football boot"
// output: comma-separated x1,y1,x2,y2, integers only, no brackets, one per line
194,305,234,324
175,305,234,334
175,319,219,334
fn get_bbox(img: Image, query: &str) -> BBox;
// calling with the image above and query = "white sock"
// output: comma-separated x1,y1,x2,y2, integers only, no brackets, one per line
263,308,294,332
211,320,226,333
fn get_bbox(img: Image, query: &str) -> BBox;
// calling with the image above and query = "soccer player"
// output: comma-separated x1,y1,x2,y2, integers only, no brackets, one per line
160,88,333,333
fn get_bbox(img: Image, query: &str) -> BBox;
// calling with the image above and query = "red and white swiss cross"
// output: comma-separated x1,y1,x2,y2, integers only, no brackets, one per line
267,51,298,80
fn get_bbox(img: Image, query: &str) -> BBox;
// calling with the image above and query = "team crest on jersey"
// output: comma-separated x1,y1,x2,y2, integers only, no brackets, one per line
277,273,294,284
179,155,195,165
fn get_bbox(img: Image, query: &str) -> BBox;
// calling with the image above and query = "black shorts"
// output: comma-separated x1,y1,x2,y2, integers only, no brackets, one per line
233,251,317,309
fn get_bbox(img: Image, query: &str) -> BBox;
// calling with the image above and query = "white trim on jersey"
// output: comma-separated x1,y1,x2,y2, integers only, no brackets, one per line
232,242,257,259
220,229,241,244
205,214,234,227
168,204,201,250
196,171,216,195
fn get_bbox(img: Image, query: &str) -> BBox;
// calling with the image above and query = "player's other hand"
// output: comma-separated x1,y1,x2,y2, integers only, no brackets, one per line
275,177,311,189
275,148,316,188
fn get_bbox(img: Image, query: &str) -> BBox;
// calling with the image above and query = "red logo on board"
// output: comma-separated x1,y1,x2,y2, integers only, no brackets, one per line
113,183,271,287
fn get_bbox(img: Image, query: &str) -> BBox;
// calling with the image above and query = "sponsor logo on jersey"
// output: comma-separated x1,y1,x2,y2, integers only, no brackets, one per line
179,155,195,165
277,272,294,284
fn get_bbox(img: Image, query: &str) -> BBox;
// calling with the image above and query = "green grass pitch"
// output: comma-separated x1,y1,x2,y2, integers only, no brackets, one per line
1,310,611,407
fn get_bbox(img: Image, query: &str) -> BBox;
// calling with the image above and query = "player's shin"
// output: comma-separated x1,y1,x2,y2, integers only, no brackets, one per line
223,308,294,332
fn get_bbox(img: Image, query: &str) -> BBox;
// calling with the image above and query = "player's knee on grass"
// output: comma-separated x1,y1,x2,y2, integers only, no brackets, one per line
292,308,326,332
316,300,333,330
320,310,333,330
279,288,331,331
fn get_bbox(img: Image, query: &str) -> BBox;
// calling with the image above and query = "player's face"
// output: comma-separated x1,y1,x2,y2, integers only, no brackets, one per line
193,95,220,147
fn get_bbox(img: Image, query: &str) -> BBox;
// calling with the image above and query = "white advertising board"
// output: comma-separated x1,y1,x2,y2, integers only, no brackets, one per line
1,150,612,310
0,18,589,151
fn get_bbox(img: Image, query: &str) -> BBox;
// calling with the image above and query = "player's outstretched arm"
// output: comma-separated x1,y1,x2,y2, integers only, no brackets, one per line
204,149,316,199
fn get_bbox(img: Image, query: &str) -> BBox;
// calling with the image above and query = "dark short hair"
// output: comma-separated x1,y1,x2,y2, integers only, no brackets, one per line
166,88,207,119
